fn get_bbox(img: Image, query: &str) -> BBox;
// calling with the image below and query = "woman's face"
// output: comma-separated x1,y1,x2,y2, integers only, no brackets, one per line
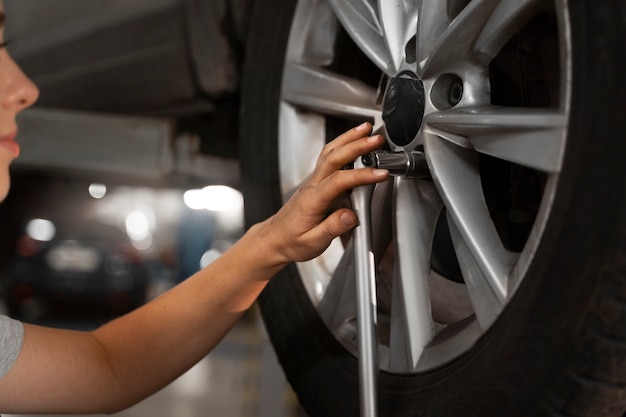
0,0,39,201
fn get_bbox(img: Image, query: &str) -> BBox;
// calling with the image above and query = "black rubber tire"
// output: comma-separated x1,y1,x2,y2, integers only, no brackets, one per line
239,0,626,416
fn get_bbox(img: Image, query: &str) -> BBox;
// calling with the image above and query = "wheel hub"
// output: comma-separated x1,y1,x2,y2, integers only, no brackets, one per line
382,71,425,148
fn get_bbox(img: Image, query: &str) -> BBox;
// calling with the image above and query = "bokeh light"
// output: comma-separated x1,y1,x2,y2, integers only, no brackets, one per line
26,218,56,242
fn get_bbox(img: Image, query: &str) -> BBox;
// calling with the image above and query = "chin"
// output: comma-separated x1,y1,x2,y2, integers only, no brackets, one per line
0,183,8,202
0,166,11,203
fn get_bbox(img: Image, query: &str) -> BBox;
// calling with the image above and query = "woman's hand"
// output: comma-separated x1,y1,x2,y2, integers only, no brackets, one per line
260,122,389,265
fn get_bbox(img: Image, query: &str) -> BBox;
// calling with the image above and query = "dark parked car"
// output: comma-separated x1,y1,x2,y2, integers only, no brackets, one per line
8,219,148,320
4,1,626,416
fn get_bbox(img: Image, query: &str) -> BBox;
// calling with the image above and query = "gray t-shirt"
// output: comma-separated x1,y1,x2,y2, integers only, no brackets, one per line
0,315,24,379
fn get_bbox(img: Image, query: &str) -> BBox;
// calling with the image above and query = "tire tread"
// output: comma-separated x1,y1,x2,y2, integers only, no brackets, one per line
541,222,626,416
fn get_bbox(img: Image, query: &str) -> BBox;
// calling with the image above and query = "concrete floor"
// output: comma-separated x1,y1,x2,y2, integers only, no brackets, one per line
2,306,307,417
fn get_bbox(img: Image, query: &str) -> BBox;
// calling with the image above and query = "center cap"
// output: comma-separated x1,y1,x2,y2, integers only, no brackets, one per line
382,71,425,147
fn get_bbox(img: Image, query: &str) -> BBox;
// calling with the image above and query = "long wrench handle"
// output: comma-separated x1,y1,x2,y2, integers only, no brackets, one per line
350,157,379,417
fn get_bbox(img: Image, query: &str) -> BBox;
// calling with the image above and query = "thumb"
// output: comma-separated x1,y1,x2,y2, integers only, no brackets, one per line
295,209,359,262
315,209,359,242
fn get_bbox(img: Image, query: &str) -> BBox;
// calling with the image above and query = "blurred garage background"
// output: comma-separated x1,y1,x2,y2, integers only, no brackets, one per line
0,1,304,416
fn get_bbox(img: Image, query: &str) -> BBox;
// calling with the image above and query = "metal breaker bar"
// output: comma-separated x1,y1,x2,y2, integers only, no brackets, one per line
351,155,379,417
350,150,429,417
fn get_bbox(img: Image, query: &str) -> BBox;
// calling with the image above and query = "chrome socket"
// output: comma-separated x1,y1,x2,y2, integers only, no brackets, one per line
361,150,430,178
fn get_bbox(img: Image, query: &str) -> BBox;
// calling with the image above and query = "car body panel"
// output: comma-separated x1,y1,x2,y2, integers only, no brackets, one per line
4,0,253,116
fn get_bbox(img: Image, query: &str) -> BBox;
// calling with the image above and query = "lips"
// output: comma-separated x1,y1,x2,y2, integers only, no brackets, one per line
0,132,20,158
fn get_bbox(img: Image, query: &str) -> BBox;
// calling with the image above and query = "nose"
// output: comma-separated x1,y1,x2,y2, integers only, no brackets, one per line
2,58,39,112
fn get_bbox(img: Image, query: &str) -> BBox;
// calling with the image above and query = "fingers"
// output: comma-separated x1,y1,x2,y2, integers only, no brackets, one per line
312,124,385,183
326,209,358,236
308,167,388,212
323,121,372,151
306,208,359,253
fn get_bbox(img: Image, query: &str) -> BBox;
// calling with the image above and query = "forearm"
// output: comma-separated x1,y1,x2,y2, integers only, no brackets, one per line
91,220,283,410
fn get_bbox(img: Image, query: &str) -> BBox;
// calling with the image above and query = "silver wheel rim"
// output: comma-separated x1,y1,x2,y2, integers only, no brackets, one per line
278,0,571,373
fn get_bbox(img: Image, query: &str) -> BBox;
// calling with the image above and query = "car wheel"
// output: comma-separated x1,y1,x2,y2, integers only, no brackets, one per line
240,0,626,416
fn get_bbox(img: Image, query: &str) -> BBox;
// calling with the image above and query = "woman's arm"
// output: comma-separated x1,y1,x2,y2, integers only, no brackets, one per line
0,124,388,414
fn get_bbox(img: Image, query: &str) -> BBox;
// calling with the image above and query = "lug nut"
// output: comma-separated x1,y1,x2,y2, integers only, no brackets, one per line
448,82,463,106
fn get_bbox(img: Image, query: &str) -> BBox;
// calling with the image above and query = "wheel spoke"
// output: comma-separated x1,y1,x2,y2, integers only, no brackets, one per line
425,135,517,303
317,239,358,332
416,0,450,74
447,213,504,329
475,0,546,59
370,180,395,258
421,0,500,76
278,104,326,198
282,62,380,120
377,0,418,73
286,0,340,65
389,178,442,370
326,0,396,76
425,106,567,173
